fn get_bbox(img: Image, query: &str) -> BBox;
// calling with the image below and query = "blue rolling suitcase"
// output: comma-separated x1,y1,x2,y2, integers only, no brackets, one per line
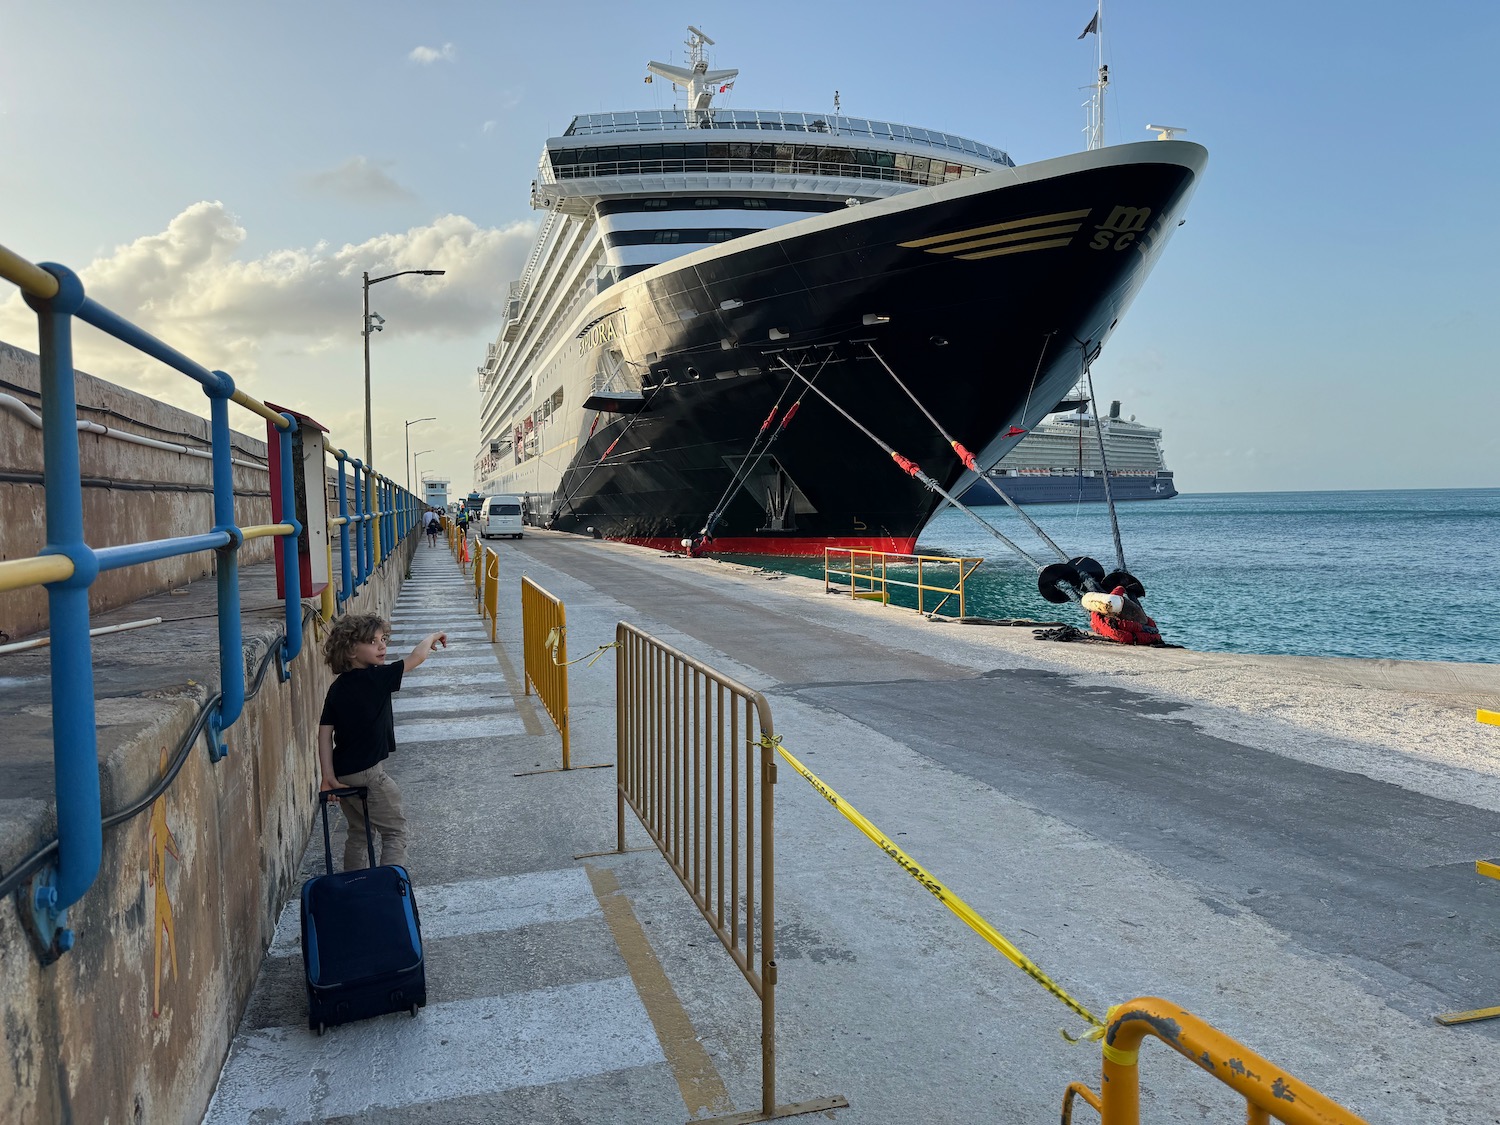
301,787,426,1034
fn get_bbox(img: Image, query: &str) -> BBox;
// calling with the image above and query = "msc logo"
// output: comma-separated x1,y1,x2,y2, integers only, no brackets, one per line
1089,206,1153,251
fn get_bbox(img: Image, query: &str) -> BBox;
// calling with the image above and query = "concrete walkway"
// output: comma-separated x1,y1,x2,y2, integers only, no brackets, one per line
205,531,1500,1124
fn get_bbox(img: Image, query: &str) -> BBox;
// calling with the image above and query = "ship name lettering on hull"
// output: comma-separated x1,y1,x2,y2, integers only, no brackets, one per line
580,316,623,355
1089,205,1153,251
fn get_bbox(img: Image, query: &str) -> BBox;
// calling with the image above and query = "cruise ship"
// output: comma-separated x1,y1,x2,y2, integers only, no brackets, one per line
959,398,1178,505
473,29,1206,554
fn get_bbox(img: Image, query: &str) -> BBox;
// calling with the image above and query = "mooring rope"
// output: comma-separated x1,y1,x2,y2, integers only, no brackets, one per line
866,344,1075,566
1080,346,1127,573
774,357,1080,601
551,378,671,523
698,351,830,542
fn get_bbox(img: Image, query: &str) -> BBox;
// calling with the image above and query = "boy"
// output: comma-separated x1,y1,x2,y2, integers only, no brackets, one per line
318,613,447,871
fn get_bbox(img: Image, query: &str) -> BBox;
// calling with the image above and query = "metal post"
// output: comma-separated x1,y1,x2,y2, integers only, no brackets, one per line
207,389,245,751
27,263,101,938
276,414,303,663
352,459,366,587
362,271,372,468
336,450,351,603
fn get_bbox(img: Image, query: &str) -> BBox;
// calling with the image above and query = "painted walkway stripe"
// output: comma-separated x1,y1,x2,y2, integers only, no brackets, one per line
398,671,506,687
267,869,600,958
395,715,525,742
393,689,513,714
201,977,662,1123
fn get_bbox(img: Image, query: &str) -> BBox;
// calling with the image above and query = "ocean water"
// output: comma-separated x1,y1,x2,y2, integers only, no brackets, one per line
742,489,1500,665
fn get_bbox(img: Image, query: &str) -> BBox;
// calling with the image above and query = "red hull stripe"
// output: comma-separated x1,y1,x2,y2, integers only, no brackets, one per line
615,534,919,557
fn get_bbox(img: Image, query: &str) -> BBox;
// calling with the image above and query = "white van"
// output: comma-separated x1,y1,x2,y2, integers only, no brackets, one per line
479,494,524,539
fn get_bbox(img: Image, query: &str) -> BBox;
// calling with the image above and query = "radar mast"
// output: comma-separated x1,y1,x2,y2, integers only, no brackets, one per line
1082,1,1108,149
646,26,738,127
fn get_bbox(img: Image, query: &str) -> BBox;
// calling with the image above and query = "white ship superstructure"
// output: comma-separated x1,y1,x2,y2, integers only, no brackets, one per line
473,30,1015,498
470,28,1204,553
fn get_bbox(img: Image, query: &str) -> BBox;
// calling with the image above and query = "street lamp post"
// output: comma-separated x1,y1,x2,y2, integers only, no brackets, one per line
405,416,436,493
363,268,446,468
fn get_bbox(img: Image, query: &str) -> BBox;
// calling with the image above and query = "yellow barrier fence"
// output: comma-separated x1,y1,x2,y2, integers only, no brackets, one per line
480,547,498,642
521,576,574,770
823,548,982,616
473,537,484,605
1433,859,1500,1026
612,622,845,1122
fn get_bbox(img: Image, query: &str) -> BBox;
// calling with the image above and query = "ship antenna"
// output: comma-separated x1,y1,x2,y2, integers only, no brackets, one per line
1081,0,1107,149
646,26,738,128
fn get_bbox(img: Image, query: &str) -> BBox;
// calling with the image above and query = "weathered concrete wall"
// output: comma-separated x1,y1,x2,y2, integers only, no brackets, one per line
0,535,417,1125
0,340,275,642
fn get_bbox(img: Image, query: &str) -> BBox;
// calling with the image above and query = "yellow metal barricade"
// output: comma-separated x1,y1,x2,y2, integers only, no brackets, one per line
483,547,498,642
1062,997,1368,1125
613,622,844,1122
823,548,982,616
473,539,484,605
522,576,573,768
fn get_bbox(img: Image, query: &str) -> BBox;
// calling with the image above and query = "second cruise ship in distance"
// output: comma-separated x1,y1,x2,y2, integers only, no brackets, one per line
959,398,1178,505
473,27,1206,555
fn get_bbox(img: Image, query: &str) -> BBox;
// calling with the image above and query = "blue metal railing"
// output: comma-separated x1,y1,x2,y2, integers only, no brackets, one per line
0,243,424,961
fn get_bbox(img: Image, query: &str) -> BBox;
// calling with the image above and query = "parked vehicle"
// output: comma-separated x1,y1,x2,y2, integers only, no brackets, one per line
479,494,524,539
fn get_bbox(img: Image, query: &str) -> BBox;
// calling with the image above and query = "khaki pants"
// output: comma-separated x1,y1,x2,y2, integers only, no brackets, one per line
336,763,409,871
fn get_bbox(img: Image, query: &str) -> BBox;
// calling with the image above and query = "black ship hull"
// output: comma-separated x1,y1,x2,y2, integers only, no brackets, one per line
543,141,1206,554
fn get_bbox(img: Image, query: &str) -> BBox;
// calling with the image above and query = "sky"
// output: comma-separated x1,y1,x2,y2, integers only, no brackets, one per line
2,1,1496,496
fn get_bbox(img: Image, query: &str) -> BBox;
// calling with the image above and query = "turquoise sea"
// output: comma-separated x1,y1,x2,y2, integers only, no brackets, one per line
743,489,1500,665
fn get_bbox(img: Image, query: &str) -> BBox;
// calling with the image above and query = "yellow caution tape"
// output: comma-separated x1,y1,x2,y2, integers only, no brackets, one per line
765,735,1106,1040
543,626,619,669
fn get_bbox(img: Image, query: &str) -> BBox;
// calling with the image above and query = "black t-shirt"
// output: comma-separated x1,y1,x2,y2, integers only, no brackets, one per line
319,661,405,776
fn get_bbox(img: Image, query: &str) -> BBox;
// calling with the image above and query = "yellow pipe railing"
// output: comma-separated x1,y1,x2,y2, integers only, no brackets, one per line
1065,996,1368,1125
239,523,295,541
823,548,983,617
0,241,61,299
230,388,290,430
0,554,76,594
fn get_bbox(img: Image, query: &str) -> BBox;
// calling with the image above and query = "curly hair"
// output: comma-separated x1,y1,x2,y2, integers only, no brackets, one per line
323,613,391,673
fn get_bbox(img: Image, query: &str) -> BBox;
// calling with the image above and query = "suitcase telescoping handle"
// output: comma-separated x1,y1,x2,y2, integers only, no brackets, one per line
319,786,377,874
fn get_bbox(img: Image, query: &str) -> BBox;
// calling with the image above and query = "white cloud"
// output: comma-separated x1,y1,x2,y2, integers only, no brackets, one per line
482,120,497,134
0,202,537,422
409,43,456,65
304,156,417,203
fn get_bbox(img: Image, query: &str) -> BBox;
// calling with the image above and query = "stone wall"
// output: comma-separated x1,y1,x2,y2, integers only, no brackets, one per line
0,340,275,642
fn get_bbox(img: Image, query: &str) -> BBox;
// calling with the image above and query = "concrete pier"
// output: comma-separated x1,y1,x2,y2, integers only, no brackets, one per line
7,530,1500,1122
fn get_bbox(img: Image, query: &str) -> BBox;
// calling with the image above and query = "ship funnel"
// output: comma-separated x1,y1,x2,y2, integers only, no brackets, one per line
1109,400,1121,419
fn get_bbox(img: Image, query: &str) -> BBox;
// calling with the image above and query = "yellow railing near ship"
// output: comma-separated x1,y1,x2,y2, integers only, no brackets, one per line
823,548,983,618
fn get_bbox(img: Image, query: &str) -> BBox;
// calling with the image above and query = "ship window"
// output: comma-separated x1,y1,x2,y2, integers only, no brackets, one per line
742,198,767,208
644,198,671,208
693,198,721,207
652,230,681,243
638,145,664,161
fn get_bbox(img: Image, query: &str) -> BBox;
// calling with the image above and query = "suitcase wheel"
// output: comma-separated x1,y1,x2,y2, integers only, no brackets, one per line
316,1022,326,1037
409,1003,419,1018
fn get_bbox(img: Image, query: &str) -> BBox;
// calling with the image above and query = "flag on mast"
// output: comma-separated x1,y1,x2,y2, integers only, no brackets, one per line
1078,11,1099,38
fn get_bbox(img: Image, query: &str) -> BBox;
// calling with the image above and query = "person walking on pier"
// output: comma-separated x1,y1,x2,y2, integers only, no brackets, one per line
422,507,440,547
317,614,447,871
